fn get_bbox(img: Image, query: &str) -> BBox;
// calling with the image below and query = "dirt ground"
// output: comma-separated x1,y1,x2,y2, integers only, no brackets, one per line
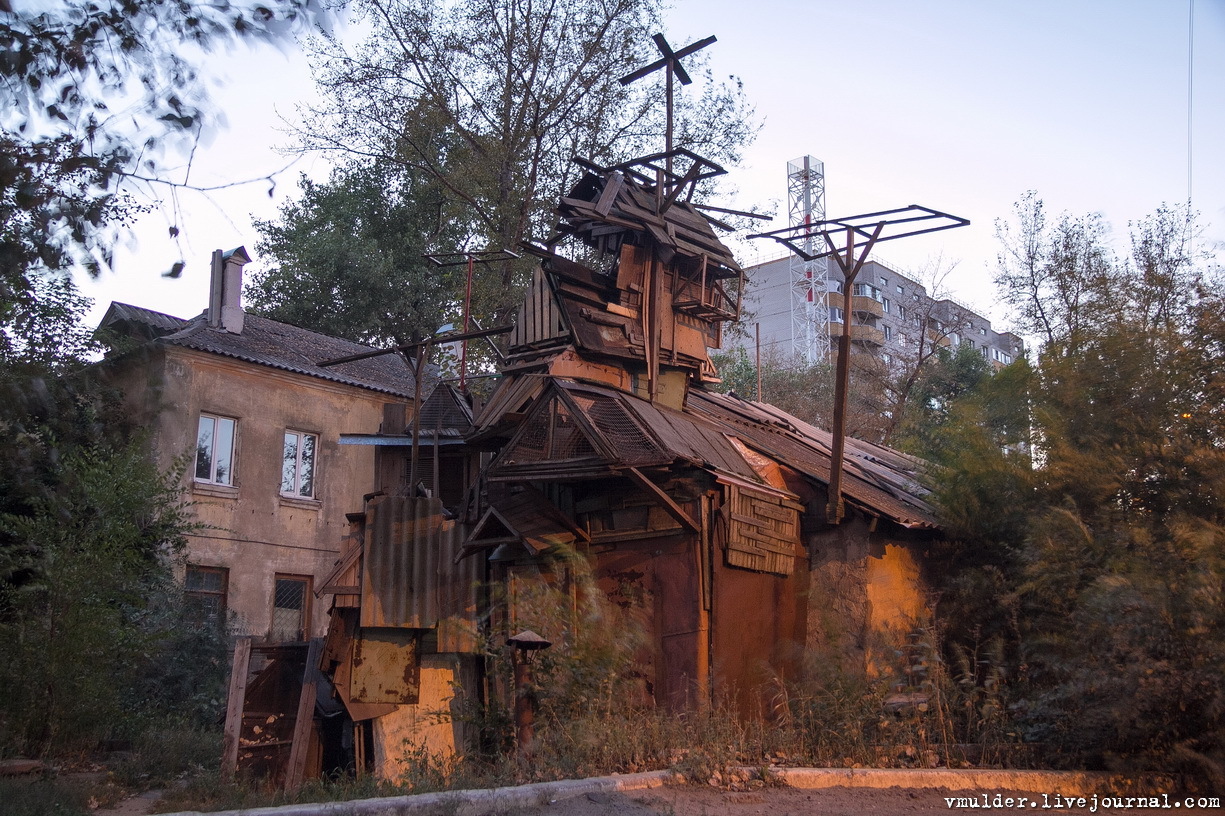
95,783,1204,816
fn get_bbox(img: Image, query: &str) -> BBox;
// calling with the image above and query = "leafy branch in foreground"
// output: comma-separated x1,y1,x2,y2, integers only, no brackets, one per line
0,0,326,302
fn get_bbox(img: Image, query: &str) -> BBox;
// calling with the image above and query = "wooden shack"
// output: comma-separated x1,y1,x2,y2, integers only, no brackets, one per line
457,151,941,716
301,151,944,779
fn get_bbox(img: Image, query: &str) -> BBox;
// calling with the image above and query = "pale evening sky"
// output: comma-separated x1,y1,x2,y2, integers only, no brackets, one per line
77,0,1225,336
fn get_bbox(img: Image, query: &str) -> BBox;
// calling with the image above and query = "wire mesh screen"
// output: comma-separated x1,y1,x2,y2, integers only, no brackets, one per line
271,577,307,641
571,392,662,465
418,390,472,434
508,396,599,463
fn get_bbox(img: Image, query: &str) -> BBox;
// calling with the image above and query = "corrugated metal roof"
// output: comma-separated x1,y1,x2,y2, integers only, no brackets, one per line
686,389,938,529
159,312,420,398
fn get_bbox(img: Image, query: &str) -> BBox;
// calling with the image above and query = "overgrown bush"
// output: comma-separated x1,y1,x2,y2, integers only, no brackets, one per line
0,442,224,757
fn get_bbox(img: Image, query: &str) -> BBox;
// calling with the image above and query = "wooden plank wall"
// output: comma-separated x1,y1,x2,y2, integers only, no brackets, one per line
722,482,802,576
510,267,568,350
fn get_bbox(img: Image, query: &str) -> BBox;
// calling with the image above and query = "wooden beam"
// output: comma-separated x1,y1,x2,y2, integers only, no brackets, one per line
284,637,324,791
594,171,625,216
625,467,700,532
221,637,252,781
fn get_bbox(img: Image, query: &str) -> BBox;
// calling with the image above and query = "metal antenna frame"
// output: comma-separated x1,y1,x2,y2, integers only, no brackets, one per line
749,205,969,262
424,249,520,390
748,204,969,524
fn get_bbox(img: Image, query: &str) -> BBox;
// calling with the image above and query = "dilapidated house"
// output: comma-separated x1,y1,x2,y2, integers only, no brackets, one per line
301,149,946,780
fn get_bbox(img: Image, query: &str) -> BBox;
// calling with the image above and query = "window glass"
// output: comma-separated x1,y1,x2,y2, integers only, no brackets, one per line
282,431,318,498
272,576,310,641
195,417,214,481
299,434,316,496
281,433,298,494
195,414,235,485
185,565,228,628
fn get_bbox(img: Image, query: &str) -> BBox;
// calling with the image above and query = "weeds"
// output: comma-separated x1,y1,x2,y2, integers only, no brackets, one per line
0,777,91,816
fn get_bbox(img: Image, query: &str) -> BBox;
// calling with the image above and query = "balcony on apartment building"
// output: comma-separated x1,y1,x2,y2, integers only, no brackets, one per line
850,283,885,320
827,306,885,349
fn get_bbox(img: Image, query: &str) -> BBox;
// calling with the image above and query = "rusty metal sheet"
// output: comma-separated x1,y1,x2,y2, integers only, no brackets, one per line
687,390,939,529
349,628,419,705
358,495,481,652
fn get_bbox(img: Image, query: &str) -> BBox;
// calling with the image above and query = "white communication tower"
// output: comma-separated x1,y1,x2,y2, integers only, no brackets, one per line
787,156,829,363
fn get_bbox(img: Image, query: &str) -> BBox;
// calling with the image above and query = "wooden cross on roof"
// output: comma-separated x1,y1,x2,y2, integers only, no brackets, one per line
619,33,717,177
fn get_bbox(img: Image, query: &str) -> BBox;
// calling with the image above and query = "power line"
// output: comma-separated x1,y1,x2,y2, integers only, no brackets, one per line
1187,0,1195,207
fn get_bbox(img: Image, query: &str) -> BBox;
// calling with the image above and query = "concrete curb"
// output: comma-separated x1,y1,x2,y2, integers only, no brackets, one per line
771,767,1175,796
164,769,681,816
163,767,1176,815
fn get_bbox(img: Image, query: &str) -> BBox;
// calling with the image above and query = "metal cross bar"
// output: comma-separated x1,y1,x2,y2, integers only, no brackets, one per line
315,324,513,368
746,203,968,526
423,249,520,267
747,205,969,262
618,33,717,178
423,249,519,387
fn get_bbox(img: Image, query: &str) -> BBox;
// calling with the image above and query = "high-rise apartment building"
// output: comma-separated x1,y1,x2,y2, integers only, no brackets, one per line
733,254,1024,371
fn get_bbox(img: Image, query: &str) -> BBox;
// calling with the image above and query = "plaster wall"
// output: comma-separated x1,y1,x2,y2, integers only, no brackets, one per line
104,345,395,638
806,515,931,681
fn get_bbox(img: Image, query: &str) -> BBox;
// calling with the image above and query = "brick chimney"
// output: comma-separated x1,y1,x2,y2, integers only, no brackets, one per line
207,246,250,333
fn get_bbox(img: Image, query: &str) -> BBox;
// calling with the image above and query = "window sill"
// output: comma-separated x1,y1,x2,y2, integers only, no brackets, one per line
192,482,239,499
279,495,322,511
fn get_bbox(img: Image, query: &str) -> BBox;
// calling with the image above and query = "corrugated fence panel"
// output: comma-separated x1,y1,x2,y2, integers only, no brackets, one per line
360,496,481,652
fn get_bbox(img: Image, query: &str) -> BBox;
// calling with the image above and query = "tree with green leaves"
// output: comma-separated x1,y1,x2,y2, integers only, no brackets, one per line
928,196,1224,785
888,340,993,455
709,345,890,439
0,275,226,756
247,160,465,347
295,0,757,326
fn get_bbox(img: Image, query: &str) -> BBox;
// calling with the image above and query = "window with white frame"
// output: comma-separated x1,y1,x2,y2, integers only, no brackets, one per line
883,324,893,341
882,297,891,313
853,283,882,301
281,430,318,498
195,414,236,485
829,305,844,323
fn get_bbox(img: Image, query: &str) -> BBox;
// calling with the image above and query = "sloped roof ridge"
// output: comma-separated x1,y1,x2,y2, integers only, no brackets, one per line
158,311,419,398
687,388,937,529
99,301,192,337
105,300,189,326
